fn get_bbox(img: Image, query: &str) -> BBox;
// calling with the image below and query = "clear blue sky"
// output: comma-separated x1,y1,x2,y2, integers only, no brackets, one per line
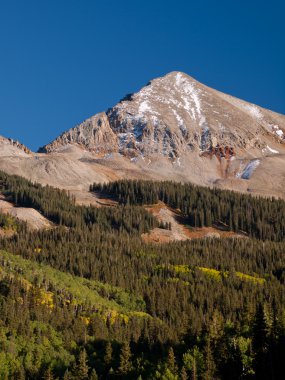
1,0,284,151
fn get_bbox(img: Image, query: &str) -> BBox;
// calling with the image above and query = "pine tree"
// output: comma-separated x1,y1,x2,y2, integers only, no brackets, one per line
118,341,132,375
75,349,89,380
63,370,72,380
252,304,272,380
167,347,178,375
182,346,204,380
104,341,113,369
12,366,25,380
42,367,54,380
203,339,216,380
89,368,98,380
181,366,188,380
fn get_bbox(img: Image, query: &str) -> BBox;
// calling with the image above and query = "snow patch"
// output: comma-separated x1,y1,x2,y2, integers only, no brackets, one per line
118,132,131,150
267,124,284,139
104,153,114,159
266,145,279,154
243,105,263,120
237,160,260,180
172,109,186,132
138,101,152,114
150,115,160,126
175,72,183,86
184,84,201,116
199,115,208,130
175,73,202,120
173,157,181,166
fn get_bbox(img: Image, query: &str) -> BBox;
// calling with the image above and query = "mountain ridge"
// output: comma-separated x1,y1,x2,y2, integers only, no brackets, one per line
39,71,285,157
1,71,285,201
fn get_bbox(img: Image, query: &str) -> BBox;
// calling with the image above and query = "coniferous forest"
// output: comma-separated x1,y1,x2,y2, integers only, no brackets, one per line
1,172,285,379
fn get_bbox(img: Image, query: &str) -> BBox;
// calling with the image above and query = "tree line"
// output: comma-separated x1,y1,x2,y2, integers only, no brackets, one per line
91,179,285,241
0,172,284,378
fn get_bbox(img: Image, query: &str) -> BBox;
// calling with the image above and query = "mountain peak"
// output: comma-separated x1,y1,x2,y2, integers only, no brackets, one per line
1,72,285,200
40,71,285,161
157,70,197,82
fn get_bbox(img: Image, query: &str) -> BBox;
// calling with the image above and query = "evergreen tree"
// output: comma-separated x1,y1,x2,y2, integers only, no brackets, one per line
89,368,98,380
63,370,72,380
181,366,188,380
42,367,54,380
104,341,113,369
118,341,132,375
167,347,178,375
75,349,89,380
12,367,25,380
252,304,272,380
203,339,216,380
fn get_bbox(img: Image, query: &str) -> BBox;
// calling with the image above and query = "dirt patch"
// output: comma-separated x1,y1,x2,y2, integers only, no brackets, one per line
182,226,244,239
71,190,118,207
144,202,189,241
142,202,244,243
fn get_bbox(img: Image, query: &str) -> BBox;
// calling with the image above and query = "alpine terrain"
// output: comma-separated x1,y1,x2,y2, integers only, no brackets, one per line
1,71,285,201
1,72,285,380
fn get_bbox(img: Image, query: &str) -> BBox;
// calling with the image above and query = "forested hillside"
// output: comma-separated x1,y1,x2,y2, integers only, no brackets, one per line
0,172,285,379
91,180,285,241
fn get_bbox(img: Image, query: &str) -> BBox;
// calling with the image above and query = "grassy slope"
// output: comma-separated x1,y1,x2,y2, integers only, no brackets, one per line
0,250,148,318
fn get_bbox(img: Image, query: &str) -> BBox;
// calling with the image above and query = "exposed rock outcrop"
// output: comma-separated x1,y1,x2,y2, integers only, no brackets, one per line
0,136,31,156
39,113,118,153
40,72,285,159
1,71,285,201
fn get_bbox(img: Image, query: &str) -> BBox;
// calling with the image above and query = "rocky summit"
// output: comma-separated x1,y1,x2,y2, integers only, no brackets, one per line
1,71,285,201
41,71,285,157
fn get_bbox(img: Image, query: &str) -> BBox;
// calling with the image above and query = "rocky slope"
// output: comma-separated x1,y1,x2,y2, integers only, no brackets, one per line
0,136,31,156
41,71,285,158
1,71,285,201
0,195,52,230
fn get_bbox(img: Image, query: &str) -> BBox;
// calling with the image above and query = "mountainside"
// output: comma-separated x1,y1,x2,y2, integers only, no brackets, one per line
0,135,31,156
41,72,285,157
1,71,285,200
1,172,285,379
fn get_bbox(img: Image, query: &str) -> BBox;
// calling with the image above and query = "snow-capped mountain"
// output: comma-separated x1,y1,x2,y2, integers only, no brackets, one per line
1,71,285,201
40,71,285,159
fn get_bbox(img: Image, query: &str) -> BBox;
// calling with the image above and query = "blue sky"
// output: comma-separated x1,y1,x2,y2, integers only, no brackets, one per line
0,0,284,150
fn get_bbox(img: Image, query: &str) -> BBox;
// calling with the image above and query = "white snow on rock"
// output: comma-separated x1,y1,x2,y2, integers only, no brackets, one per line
172,109,185,129
173,157,181,166
237,159,260,179
175,72,202,120
267,124,284,139
243,105,263,120
138,100,152,115
199,115,208,130
266,145,279,154
104,153,114,159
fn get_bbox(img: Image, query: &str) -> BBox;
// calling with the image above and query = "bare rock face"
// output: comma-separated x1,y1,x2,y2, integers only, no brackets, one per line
41,71,285,159
0,136,31,156
39,113,118,153
1,71,285,201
